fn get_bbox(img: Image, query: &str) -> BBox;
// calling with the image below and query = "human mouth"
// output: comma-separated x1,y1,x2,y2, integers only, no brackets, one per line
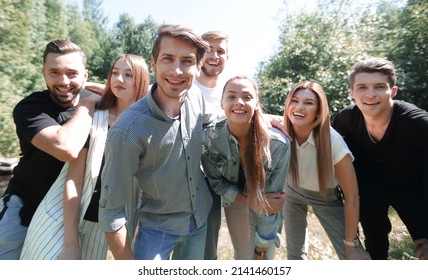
166,78,184,86
55,87,74,95
293,112,305,119
207,61,219,66
232,109,246,114
364,101,380,106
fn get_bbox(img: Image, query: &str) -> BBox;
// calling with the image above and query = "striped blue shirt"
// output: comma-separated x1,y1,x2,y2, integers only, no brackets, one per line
99,83,217,235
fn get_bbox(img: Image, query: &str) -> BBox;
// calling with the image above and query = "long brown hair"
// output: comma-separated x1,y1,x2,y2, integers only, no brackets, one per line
97,54,149,110
222,76,272,213
283,81,333,196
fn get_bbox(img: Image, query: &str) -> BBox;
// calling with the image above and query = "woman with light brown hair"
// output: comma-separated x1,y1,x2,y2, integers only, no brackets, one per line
201,75,291,259
283,80,370,260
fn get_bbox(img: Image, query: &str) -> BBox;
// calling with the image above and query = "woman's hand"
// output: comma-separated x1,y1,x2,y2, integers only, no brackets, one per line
264,192,285,213
253,247,268,260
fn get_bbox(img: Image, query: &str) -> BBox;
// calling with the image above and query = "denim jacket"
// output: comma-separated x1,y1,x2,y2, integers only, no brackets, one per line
201,119,291,247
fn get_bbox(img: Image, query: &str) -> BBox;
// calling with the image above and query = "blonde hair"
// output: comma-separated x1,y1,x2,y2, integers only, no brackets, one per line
283,81,333,196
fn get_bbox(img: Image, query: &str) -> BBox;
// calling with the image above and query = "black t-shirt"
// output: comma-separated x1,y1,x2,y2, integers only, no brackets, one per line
83,156,104,222
5,89,92,226
332,100,428,206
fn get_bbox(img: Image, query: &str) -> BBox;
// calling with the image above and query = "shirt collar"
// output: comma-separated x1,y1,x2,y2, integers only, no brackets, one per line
297,130,315,147
147,82,186,122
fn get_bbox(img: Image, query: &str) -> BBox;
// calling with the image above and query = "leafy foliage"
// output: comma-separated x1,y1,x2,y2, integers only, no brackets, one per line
0,0,156,156
257,0,428,114
0,0,426,157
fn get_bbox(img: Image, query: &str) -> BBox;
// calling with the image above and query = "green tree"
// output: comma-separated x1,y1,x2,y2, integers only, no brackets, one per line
257,0,369,115
81,0,109,81
88,13,158,83
111,14,157,82
43,0,68,40
388,0,428,110
0,0,46,156
257,0,427,114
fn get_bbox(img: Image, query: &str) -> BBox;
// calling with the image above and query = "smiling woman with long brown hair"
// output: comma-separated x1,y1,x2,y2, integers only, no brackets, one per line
201,75,291,260
282,80,370,260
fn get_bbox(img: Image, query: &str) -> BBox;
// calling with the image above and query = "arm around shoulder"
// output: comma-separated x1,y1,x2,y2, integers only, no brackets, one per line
31,94,100,161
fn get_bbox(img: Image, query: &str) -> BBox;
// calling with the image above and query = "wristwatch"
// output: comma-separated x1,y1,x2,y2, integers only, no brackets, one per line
343,237,359,247
254,248,268,259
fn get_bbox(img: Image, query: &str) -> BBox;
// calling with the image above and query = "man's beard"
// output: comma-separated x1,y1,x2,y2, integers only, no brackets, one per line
201,65,223,78
48,85,81,107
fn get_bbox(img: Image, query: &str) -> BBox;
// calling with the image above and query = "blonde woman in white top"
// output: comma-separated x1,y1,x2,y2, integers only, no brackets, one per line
282,80,370,260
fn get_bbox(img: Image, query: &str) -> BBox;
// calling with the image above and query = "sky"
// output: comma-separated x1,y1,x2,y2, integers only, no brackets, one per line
80,0,293,77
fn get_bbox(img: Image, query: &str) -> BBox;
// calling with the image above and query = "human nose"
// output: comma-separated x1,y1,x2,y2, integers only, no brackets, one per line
367,87,376,96
209,51,219,59
58,74,70,85
172,60,184,75
235,97,245,105
295,101,304,109
116,74,124,82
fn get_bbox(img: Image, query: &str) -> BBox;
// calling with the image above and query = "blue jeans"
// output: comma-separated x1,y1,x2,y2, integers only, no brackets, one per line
283,184,346,260
134,220,207,260
204,187,221,260
0,194,28,259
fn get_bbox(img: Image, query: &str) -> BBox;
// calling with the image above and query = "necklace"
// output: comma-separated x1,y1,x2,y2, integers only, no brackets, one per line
365,106,394,144
366,127,377,144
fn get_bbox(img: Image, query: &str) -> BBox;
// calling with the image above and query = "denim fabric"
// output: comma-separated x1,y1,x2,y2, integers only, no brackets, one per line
203,188,221,260
0,195,28,259
283,184,346,260
201,119,290,251
134,221,207,260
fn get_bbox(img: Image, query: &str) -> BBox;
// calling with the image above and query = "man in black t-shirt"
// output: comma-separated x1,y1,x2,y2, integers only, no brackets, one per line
332,58,428,260
0,40,100,259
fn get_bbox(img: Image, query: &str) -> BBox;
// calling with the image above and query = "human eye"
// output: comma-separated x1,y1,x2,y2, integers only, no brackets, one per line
67,71,78,78
182,57,195,65
161,55,173,62
243,95,253,101
217,49,225,55
111,70,119,76
375,84,387,90
226,94,235,101
49,70,59,76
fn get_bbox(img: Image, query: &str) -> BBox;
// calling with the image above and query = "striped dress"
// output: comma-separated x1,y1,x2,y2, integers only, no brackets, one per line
20,110,109,260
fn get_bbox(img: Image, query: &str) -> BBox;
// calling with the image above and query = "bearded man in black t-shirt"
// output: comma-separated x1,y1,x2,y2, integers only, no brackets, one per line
0,40,100,259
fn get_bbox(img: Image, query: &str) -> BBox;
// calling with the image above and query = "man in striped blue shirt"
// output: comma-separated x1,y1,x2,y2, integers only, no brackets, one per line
99,24,218,260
